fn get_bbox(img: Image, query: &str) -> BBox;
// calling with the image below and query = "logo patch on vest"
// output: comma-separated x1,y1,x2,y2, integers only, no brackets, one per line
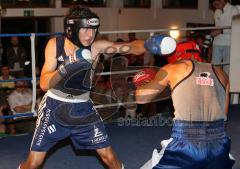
196,72,214,86
57,55,64,62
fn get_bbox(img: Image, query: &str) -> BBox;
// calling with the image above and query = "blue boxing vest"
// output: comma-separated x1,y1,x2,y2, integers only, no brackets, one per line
50,36,93,98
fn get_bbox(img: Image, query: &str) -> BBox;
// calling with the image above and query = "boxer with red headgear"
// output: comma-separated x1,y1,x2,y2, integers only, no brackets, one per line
167,41,203,63
134,55,234,169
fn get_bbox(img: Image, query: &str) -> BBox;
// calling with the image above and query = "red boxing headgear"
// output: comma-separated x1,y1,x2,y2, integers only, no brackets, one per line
167,41,203,63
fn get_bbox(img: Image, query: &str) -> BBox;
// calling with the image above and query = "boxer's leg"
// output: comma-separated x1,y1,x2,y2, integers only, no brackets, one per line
19,151,46,169
96,146,123,169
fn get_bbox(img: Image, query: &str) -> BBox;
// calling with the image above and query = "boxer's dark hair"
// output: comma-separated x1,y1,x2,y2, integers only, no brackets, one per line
65,5,98,19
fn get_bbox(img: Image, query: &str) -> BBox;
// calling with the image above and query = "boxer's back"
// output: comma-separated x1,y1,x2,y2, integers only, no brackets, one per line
171,60,226,121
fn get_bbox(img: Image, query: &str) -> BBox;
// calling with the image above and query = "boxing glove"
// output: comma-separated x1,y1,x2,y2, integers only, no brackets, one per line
57,48,92,77
132,68,157,87
144,35,176,55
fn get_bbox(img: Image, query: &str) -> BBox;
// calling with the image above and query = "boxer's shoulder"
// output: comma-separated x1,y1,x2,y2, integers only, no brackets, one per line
161,60,193,80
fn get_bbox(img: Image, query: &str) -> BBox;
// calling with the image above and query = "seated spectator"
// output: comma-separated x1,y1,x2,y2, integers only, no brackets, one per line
7,80,35,133
8,80,32,114
128,32,137,42
0,65,15,90
0,66,17,135
0,104,16,135
0,106,7,135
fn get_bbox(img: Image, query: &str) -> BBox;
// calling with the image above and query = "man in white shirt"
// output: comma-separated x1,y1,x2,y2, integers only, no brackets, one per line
211,0,240,74
8,80,32,114
8,80,34,133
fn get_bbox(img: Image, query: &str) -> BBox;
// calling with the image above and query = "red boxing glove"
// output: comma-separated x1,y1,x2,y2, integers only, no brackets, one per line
133,68,157,87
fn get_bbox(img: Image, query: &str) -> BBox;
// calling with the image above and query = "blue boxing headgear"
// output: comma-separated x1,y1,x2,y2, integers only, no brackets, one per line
64,6,100,47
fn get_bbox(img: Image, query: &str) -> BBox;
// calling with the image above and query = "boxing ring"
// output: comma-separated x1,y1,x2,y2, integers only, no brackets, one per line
0,21,240,169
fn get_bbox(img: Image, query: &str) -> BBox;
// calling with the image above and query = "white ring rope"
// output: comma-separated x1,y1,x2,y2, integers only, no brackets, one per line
93,96,171,109
96,70,139,76
99,26,231,34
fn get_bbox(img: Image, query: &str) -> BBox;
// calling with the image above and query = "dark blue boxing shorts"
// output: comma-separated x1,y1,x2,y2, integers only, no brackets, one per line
30,93,110,152
141,120,235,169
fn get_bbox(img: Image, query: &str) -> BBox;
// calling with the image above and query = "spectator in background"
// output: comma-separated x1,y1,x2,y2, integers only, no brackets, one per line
128,32,137,41
5,36,27,76
0,65,15,90
210,0,240,74
143,51,155,66
0,106,7,135
0,43,3,67
8,80,32,115
7,80,35,134
0,65,16,135
127,33,144,66
0,65,15,116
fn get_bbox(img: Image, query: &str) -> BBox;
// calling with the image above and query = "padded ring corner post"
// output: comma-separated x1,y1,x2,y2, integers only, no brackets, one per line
30,33,37,113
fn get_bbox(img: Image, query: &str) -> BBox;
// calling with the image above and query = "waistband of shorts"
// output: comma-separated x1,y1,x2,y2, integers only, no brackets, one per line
47,89,90,103
171,119,226,140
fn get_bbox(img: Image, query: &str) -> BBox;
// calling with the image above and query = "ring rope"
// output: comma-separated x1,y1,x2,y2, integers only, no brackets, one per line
99,26,231,34
0,77,39,83
0,32,63,37
0,112,35,119
0,95,171,119
96,70,140,76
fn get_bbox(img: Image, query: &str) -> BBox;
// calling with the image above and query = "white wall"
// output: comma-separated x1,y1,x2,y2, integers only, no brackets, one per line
230,15,240,93
2,0,215,40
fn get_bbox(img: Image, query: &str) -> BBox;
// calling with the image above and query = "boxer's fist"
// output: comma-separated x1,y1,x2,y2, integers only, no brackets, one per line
144,35,176,55
57,48,92,77
133,68,157,87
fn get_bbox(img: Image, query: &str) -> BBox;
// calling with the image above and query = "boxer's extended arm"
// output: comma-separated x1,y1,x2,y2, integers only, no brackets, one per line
40,38,62,91
135,68,169,104
92,39,146,56
92,35,176,58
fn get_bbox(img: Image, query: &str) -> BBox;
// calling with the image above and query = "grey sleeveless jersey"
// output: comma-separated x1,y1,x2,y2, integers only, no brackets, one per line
172,60,226,121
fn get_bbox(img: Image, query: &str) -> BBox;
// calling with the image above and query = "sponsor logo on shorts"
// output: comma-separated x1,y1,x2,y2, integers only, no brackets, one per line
196,72,214,86
36,109,51,146
91,125,107,144
47,124,56,134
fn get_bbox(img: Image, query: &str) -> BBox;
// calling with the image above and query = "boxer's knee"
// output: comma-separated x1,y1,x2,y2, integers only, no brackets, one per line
100,149,116,162
97,147,121,167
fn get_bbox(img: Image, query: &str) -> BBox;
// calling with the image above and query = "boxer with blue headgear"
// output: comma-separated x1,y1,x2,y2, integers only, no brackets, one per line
18,5,177,169
64,6,100,47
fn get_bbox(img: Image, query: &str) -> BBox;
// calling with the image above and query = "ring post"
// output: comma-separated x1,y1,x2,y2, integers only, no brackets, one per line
30,33,37,113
